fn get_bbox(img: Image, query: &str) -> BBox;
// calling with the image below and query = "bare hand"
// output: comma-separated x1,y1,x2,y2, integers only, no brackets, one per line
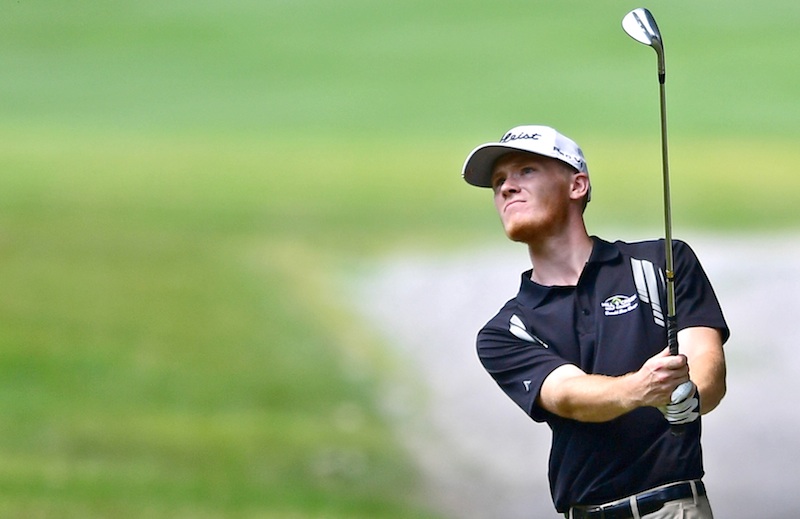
632,347,690,408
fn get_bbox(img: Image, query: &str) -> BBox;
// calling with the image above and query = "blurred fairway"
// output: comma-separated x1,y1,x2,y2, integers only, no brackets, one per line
0,0,797,517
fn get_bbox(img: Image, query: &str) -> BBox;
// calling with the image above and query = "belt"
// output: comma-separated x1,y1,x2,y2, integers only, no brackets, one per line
567,480,706,519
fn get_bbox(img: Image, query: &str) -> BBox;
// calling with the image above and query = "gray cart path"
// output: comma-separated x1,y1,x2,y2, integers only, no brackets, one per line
350,233,800,519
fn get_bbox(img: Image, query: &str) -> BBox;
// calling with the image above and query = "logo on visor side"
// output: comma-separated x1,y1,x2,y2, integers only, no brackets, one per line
553,146,585,170
601,294,639,316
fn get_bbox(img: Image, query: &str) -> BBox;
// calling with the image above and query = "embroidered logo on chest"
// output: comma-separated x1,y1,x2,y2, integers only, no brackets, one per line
601,294,639,316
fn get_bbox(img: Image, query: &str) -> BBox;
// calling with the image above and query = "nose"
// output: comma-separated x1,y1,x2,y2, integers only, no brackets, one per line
499,176,520,197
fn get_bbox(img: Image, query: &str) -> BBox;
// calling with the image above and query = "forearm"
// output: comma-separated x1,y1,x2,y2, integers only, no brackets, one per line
679,327,726,414
539,348,691,423
538,365,645,423
695,369,725,414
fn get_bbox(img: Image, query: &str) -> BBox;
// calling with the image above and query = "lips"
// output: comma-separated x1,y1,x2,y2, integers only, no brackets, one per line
504,199,525,213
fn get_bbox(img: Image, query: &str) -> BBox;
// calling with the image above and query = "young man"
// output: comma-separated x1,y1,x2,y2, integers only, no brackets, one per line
461,125,729,518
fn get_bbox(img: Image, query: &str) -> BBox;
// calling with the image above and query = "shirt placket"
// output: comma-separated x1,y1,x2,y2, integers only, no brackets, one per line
575,274,598,371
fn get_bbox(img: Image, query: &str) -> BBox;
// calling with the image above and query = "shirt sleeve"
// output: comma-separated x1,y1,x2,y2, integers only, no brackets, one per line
674,240,730,343
476,314,570,422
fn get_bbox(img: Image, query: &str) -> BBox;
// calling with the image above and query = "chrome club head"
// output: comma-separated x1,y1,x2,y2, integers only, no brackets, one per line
622,8,665,77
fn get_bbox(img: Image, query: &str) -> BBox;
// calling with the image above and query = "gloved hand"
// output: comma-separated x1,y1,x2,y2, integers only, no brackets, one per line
659,380,699,425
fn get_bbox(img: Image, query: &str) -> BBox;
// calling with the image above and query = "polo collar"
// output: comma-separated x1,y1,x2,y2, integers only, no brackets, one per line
516,236,621,308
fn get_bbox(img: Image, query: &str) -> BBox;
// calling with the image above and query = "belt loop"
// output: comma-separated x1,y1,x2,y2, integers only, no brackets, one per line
629,496,641,519
690,480,699,504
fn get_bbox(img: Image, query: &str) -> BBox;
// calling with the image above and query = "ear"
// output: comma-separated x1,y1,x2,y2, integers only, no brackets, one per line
570,172,591,201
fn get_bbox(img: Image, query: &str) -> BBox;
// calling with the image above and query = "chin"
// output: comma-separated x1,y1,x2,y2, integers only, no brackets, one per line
504,214,563,243
504,222,539,243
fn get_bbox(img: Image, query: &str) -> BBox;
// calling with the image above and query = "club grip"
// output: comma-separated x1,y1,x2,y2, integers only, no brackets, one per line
667,315,679,356
666,315,685,434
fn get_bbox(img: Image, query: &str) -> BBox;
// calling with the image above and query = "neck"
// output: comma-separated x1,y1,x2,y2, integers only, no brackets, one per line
527,229,593,287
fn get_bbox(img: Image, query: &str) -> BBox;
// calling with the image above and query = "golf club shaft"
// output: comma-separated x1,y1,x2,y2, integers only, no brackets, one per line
659,75,678,356
652,15,690,435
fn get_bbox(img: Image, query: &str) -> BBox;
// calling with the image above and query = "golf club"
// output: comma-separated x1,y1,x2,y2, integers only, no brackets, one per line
622,8,694,429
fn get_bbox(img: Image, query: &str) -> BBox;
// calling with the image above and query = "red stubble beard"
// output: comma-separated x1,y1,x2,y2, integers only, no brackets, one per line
498,193,570,244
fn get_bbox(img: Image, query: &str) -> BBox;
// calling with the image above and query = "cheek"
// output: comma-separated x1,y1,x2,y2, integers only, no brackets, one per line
493,193,504,212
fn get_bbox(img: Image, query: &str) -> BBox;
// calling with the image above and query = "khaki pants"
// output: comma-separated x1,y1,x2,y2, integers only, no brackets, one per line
639,495,713,519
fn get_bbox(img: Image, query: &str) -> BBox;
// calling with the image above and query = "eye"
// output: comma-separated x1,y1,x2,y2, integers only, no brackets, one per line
491,175,506,191
520,166,536,175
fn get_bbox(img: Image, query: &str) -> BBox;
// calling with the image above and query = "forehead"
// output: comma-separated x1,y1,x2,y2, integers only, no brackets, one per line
491,151,561,175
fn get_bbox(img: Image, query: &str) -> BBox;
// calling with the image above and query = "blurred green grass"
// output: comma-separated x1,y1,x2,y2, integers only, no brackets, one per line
0,0,798,517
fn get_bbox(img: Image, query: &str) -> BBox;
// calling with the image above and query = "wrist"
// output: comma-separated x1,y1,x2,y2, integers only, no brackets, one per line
616,372,645,413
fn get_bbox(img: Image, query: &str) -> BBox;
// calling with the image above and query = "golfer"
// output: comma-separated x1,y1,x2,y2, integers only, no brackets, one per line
462,125,729,518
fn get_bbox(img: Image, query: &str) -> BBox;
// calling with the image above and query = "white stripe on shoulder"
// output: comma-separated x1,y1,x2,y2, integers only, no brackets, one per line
509,314,548,347
630,257,665,327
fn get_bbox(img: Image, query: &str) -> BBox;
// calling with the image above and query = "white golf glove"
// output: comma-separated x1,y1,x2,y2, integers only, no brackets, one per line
659,380,699,425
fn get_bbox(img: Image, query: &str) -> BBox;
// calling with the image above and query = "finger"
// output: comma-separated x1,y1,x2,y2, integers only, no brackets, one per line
666,411,698,425
673,353,689,365
666,408,697,420
665,355,689,371
670,380,696,404
666,398,695,414
655,347,671,358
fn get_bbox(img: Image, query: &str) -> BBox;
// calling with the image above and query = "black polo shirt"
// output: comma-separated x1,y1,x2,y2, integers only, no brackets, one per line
476,237,729,512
